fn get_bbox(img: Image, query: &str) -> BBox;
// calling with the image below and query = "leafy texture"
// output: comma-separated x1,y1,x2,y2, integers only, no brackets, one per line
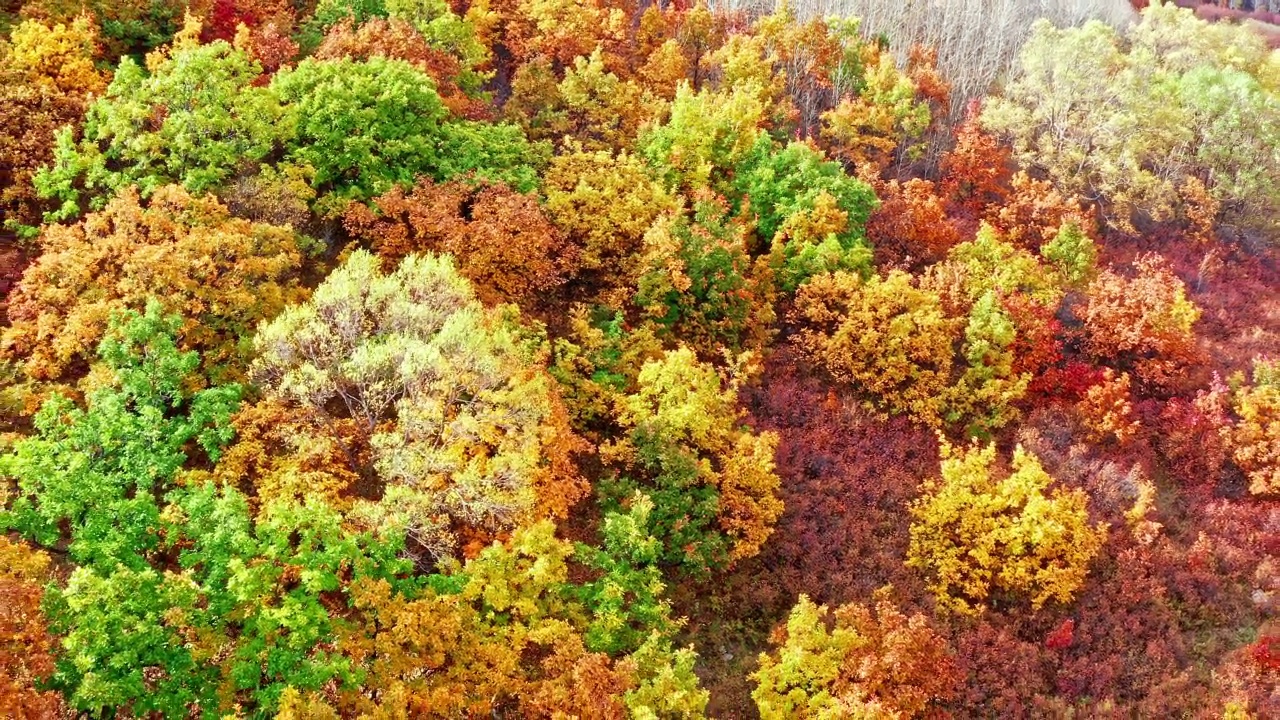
907,441,1108,615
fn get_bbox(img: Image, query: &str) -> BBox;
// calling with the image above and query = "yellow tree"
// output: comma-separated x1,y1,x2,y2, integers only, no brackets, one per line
907,441,1108,615
542,145,676,289
752,594,958,719
1230,358,1280,497
792,270,958,426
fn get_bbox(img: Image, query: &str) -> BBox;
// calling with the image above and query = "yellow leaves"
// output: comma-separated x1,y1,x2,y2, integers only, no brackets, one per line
621,348,783,564
8,14,106,95
543,145,675,280
1230,359,1280,497
718,431,782,562
793,270,958,426
819,46,930,172
907,440,1108,615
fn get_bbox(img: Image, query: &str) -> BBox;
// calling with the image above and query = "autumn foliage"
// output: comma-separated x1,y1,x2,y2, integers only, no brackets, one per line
0,1,1277,717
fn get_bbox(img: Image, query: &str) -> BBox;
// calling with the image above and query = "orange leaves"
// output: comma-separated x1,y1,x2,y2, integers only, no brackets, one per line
939,107,1012,217
3,185,309,382
0,537,62,719
865,176,963,268
346,178,577,309
1084,254,1202,390
1077,368,1141,445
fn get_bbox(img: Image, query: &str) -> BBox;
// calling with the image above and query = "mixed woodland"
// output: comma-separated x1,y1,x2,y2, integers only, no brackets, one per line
0,0,1278,716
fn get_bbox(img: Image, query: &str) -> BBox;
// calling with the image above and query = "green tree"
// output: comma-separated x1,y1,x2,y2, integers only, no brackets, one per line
1,302,241,571
575,493,679,655
35,35,285,221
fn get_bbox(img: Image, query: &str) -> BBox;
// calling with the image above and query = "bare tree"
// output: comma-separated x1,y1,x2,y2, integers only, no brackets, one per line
708,0,1136,121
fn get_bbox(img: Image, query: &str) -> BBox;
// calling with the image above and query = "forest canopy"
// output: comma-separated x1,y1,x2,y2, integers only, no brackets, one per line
0,1,1277,718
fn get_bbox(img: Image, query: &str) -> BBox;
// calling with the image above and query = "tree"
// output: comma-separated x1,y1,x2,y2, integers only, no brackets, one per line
269,55,445,201
334,520,707,717
640,81,768,195
793,270,958,426
819,42,932,173
939,107,1012,217
314,17,489,118
980,6,1280,231
752,594,958,719
1230,358,1280,497
35,27,285,221
506,48,656,153
603,347,782,573
0,537,62,717
0,15,106,235
1084,254,1201,389
1077,368,1141,445
634,193,776,357
250,250,585,559
345,178,577,307
1,302,242,571
575,493,680,655
4,185,311,383
730,136,878,286
907,441,1108,615
865,176,962,268
18,0,187,58
542,145,676,282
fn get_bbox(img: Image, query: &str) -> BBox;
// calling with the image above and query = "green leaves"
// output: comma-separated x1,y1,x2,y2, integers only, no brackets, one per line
37,42,544,221
576,493,678,654
36,42,284,221
1,301,242,570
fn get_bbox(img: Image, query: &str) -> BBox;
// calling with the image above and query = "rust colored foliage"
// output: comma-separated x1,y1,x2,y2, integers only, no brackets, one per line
723,350,938,613
865,175,964,268
1084,254,1202,391
1159,379,1232,487
0,537,63,718
752,594,959,718
939,105,1013,219
346,178,578,308
233,20,299,74
989,171,1097,252
3,185,310,383
1077,368,1141,445
199,0,293,44
316,18,489,118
